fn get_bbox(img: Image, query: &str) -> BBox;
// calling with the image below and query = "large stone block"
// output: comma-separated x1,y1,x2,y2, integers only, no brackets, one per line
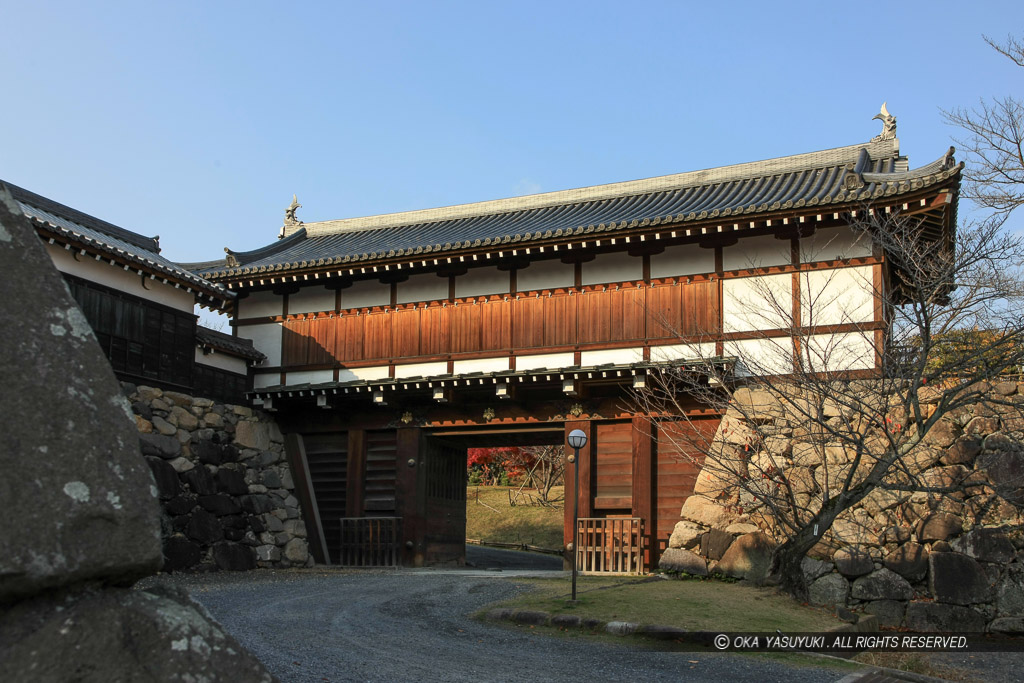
235,421,273,451
951,528,1016,564
658,548,708,576
863,600,906,628
929,552,992,605
851,568,913,601
715,532,774,584
809,573,850,607
905,601,987,632
0,189,163,603
833,546,874,577
679,495,739,529
212,543,257,571
883,542,929,582
699,528,735,560
996,564,1024,616
0,585,274,681
668,521,703,549
917,513,962,542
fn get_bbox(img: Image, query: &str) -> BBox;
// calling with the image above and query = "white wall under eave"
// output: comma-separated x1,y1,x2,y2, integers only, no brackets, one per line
802,331,877,372
289,286,336,315
47,244,195,312
397,272,449,304
581,251,642,285
801,225,873,263
649,244,715,279
452,357,509,375
455,266,509,298
579,347,644,366
240,289,284,318
254,373,280,389
649,342,717,362
722,274,793,333
239,323,282,366
285,369,334,385
194,348,248,374
394,361,449,379
516,352,576,371
722,234,792,272
724,337,795,375
338,365,390,382
517,258,573,292
342,279,391,309
800,266,876,326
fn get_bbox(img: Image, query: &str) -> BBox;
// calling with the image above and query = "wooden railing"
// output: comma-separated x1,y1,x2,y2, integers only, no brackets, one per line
338,517,402,567
576,517,644,575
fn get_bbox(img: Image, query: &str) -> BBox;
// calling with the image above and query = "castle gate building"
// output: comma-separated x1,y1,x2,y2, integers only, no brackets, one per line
189,134,961,570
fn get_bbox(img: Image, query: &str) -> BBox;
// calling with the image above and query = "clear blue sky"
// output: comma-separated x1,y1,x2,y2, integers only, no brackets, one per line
2,1,1022,266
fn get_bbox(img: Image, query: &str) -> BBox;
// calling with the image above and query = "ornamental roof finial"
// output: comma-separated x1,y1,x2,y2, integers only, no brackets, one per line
872,102,897,142
280,194,303,239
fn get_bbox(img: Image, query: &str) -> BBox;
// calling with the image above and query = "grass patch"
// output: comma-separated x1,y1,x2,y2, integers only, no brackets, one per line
488,575,844,633
465,486,564,549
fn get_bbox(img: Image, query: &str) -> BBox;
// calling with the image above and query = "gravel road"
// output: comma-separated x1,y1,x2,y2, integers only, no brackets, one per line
144,548,862,683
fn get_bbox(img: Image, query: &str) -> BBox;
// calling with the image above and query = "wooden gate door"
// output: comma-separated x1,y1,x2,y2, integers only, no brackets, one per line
421,436,467,566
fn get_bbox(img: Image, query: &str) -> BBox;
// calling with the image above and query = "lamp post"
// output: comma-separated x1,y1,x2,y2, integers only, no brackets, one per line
566,428,587,602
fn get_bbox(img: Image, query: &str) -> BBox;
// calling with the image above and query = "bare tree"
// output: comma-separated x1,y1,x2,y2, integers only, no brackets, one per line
636,208,1024,600
943,35,1024,216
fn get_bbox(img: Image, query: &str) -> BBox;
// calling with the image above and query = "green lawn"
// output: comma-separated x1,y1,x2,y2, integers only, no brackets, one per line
465,486,564,550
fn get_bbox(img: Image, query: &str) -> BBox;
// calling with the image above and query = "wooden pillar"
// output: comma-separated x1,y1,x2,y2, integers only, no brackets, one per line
631,416,655,570
346,429,366,517
395,426,423,566
283,433,330,565
563,420,594,562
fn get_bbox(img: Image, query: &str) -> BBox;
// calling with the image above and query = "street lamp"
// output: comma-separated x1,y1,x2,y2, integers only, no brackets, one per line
566,428,587,602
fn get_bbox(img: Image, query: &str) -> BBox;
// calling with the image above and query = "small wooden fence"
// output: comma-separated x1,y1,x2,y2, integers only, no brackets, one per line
338,517,402,567
576,517,645,575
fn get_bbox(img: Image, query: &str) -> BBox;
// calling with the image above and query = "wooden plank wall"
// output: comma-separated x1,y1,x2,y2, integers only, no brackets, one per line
653,418,719,555
592,421,633,510
279,279,720,367
301,432,349,563
363,430,398,516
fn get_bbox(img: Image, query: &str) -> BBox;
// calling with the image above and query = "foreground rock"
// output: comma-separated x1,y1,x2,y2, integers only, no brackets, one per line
0,585,274,682
0,186,163,602
0,185,277,681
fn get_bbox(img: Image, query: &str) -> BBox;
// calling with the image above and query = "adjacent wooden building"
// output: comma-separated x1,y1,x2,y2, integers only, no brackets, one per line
189,133,962,570
6,181,264,403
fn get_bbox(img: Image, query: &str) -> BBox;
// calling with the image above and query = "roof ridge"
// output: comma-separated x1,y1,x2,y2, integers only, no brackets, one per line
1,180,160,253
294,139,899,238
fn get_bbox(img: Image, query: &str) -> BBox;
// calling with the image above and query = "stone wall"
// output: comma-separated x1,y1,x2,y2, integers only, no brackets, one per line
126,382,311,571
660,382,1024,633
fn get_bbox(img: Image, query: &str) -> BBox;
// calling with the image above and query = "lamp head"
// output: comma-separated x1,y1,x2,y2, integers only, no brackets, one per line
567,429,588,450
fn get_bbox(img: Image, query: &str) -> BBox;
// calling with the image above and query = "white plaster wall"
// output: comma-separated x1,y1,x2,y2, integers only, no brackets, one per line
722,274,792,333
288,286,336,314
394,361,449,379
516,352,576,371
194,349,248,374
240,289,284,318
801,266,876,326
286,369,334,384
649,342,717,362
338,365,391,382
397,272,450,304
650,244,715,279
800,225,873,263
47,244,195,312
579,347,644,366
724,337,794,375
517,259,573,292
581,251,642,285
342,279,390,309
239,323,282,366
723,234,792,271
802,332,876,372
452,357,509,374
455,266,509,298
254,374,279,389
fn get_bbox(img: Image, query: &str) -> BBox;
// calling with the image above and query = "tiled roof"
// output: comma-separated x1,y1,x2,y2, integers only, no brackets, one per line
189,138,962,280
3,180,234,308
196,326,266,362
